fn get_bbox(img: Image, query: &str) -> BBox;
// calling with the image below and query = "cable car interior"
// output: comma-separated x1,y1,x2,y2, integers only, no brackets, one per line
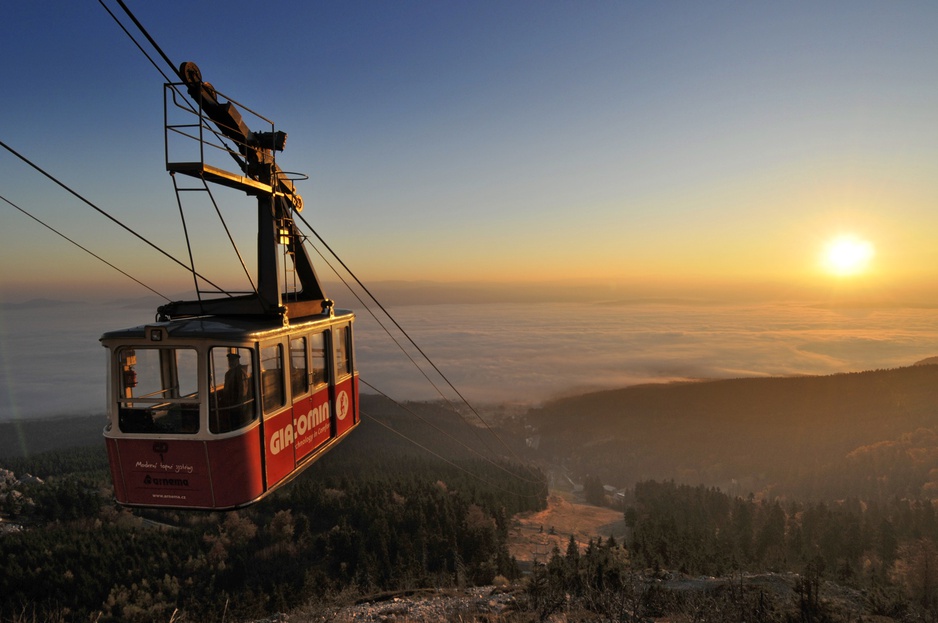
102,62,360,510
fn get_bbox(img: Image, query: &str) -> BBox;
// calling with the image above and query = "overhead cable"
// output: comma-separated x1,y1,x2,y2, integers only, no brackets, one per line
296,212,542,480
361,409,543,501
96,0,177,84
0,194,170,302
111,0,182,81
361,379,542,484
0,140,229,295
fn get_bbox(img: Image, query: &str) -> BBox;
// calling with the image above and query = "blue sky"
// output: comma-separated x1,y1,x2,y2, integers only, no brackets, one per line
3,1,938,303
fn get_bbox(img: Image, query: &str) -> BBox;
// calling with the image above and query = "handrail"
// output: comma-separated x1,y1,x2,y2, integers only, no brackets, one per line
164,81,278,183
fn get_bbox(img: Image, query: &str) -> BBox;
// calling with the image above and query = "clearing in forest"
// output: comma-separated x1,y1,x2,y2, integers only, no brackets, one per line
508,493,627,569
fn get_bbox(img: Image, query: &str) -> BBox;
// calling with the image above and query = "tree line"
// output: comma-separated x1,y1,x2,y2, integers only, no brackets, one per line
622,480,938,617
0,444,546,622
520,479,938,622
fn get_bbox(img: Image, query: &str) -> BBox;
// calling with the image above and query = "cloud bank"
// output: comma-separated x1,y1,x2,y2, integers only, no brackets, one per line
2,299,937,420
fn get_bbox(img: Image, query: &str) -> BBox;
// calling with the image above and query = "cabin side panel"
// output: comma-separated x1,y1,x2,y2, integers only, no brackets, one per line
105,436,127,502
333,375,358,437
264,407,295,487
109,438,214,508
205,428,265,508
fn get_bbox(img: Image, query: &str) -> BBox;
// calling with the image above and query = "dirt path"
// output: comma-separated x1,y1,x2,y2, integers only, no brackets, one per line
508,493,627,568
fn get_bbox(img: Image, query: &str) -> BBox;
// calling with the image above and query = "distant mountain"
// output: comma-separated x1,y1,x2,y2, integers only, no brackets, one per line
1,298,84,310
526,364,938,500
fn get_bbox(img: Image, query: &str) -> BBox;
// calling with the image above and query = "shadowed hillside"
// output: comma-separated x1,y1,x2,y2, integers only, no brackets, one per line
9,364,938,501
0,415,104,458
528,364,938,499
0,393,528,473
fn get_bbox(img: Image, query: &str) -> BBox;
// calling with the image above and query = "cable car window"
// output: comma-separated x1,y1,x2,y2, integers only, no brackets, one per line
334,326,350,378
117,347,199,434
311,331,328,386
209,347,256,433
261,343,285,413
290,336,308,398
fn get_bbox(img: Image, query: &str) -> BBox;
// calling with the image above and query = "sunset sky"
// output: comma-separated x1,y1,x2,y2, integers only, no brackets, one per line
2,1,938,304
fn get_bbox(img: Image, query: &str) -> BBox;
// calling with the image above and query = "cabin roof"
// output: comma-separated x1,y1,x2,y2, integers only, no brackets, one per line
100,309,354,343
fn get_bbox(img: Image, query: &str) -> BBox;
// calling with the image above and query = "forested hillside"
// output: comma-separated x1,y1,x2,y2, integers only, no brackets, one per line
10,366,938,621
528,480,938,622
528,363,938,500
0,414,103,457
0,395,546,622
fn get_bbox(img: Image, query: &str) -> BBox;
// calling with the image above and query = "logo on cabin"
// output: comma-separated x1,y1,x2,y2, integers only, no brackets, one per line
143,474,189,487
336,391,349,421
272,402,333,455
269,424,294,455
295,403,330,437
152,441,169,463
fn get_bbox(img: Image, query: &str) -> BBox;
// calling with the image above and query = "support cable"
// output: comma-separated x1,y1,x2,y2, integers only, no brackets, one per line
97,0,178,84
171,174,202,304
361,409,544,502
170,173,258,303
201,178,257,292
302,237,546,488
360,379,542,484
99,0,257,297
112,0,183,82
99,0,252,180
0,140,229,294
301,231,508,462
295,214,541,482
0,194,170,301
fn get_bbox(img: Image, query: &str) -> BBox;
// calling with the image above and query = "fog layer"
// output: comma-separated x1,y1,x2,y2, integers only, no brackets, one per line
2,298,936,420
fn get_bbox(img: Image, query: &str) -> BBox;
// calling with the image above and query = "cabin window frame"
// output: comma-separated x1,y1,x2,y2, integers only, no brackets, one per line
333,324,352,380
289,335,310,400
260,342,286,414
208,346,257,434
310,330,329,388
114,345,200,435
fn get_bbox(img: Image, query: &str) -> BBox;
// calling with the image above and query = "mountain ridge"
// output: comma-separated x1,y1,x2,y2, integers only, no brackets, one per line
527,362,938,498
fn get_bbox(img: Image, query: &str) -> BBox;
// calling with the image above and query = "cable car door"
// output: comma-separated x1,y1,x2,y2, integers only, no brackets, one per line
293,330,333,462
260,340,295,488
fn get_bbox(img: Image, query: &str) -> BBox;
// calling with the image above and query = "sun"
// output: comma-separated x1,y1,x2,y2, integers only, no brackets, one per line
822,235,874,277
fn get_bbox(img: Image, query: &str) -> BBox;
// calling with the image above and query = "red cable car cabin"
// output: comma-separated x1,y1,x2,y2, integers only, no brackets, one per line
102,311,359,509
102,62,361,509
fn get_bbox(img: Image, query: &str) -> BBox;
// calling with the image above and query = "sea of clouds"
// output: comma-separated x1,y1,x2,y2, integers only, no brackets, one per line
3,298,938,421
